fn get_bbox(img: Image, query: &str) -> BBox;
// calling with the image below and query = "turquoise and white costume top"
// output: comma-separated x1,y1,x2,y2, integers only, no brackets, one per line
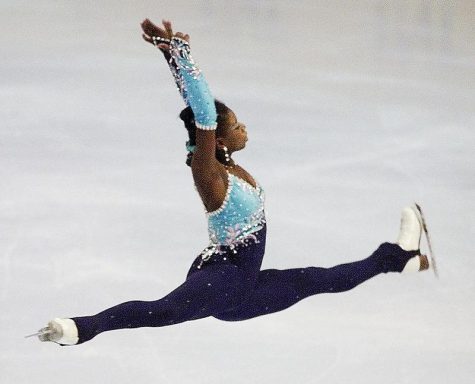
164,36,266,256
206,171,266,250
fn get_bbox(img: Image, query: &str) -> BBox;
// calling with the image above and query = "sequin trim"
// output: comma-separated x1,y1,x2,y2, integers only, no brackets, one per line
199,216,266,262
165,41,187,102
232,174,260,192
196,122,217,131
199,243,220,262
170,37,201,78
215,209,265,249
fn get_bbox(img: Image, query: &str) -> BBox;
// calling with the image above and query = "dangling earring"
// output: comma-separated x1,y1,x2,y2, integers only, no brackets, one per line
223,146,231,164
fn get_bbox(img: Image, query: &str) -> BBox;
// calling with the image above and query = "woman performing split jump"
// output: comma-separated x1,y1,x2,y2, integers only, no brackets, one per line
35,19,431,346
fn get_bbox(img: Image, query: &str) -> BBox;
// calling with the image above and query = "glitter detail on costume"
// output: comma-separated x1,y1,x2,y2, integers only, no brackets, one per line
203,171,266,257
169,37,217,130
169,37,201,78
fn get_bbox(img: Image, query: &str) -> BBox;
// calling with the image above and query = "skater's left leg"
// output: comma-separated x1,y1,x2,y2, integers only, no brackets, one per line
214,242,418,321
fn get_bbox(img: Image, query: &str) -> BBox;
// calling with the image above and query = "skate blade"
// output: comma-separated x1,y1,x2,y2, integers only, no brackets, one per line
414,202,438,278
24,329,52,339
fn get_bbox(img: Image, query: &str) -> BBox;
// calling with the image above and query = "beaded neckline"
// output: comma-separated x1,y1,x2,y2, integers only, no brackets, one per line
227,171,259,191
205,171,261,217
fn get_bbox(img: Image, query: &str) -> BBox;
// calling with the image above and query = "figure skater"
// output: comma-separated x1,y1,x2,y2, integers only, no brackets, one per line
34,19,430,346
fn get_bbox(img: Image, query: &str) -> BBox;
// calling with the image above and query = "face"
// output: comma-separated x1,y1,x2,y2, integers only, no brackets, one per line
216,110,248,153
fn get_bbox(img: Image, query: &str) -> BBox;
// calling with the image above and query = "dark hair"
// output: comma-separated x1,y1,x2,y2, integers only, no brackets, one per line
179,100,232,167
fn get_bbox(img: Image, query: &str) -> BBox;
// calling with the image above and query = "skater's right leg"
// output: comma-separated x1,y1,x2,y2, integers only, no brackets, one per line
215,242,420,321
215,205,430,322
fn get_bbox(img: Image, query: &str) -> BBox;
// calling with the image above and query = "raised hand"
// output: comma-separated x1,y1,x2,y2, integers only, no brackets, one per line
141,19,190,51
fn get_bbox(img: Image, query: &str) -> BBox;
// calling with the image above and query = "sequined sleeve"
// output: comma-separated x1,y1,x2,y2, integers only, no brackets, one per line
169,37,217,130
162,49,188,102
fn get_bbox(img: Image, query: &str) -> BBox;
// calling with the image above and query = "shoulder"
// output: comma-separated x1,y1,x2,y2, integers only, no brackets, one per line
191,162,230,212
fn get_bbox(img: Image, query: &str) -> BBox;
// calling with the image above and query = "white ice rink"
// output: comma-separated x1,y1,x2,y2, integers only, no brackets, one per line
1,1,474,383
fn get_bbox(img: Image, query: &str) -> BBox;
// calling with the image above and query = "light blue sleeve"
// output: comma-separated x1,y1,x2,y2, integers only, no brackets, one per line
169,37,217,130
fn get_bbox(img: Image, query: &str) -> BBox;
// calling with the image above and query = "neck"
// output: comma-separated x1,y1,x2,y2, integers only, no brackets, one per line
223,159,236,168
217,147,235,168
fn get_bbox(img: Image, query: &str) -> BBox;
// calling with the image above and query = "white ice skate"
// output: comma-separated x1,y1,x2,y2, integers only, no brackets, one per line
397,204,433,274
396,206,429,273
26,318,79,345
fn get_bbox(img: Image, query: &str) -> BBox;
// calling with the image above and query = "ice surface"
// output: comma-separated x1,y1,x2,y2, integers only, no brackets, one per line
1,1,474,383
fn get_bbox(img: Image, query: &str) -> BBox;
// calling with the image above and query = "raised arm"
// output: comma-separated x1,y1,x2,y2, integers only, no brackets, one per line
141,19,219,170
141,19,189,102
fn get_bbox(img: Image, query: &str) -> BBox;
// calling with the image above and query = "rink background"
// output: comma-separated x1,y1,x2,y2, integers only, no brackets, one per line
1,1,474,383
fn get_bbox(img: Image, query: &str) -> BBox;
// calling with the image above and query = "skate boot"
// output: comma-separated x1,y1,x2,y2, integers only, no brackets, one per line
29,318,79,345
396,206,430,273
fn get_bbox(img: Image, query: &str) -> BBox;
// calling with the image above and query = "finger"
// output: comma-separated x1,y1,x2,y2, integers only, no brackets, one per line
142,18,167,37
142,33,153,44
141,19,154,33
147,18,166,35
142,19,166,37
176,33,189,43
163,20,173,37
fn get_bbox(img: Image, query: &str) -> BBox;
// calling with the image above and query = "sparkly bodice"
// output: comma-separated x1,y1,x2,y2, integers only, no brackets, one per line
206,171,266,249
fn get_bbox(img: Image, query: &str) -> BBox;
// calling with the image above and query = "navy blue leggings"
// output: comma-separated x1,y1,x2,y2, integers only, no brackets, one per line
72,224,417,344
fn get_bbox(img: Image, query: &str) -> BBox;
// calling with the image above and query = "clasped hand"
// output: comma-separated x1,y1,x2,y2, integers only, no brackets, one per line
141,18,190,51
